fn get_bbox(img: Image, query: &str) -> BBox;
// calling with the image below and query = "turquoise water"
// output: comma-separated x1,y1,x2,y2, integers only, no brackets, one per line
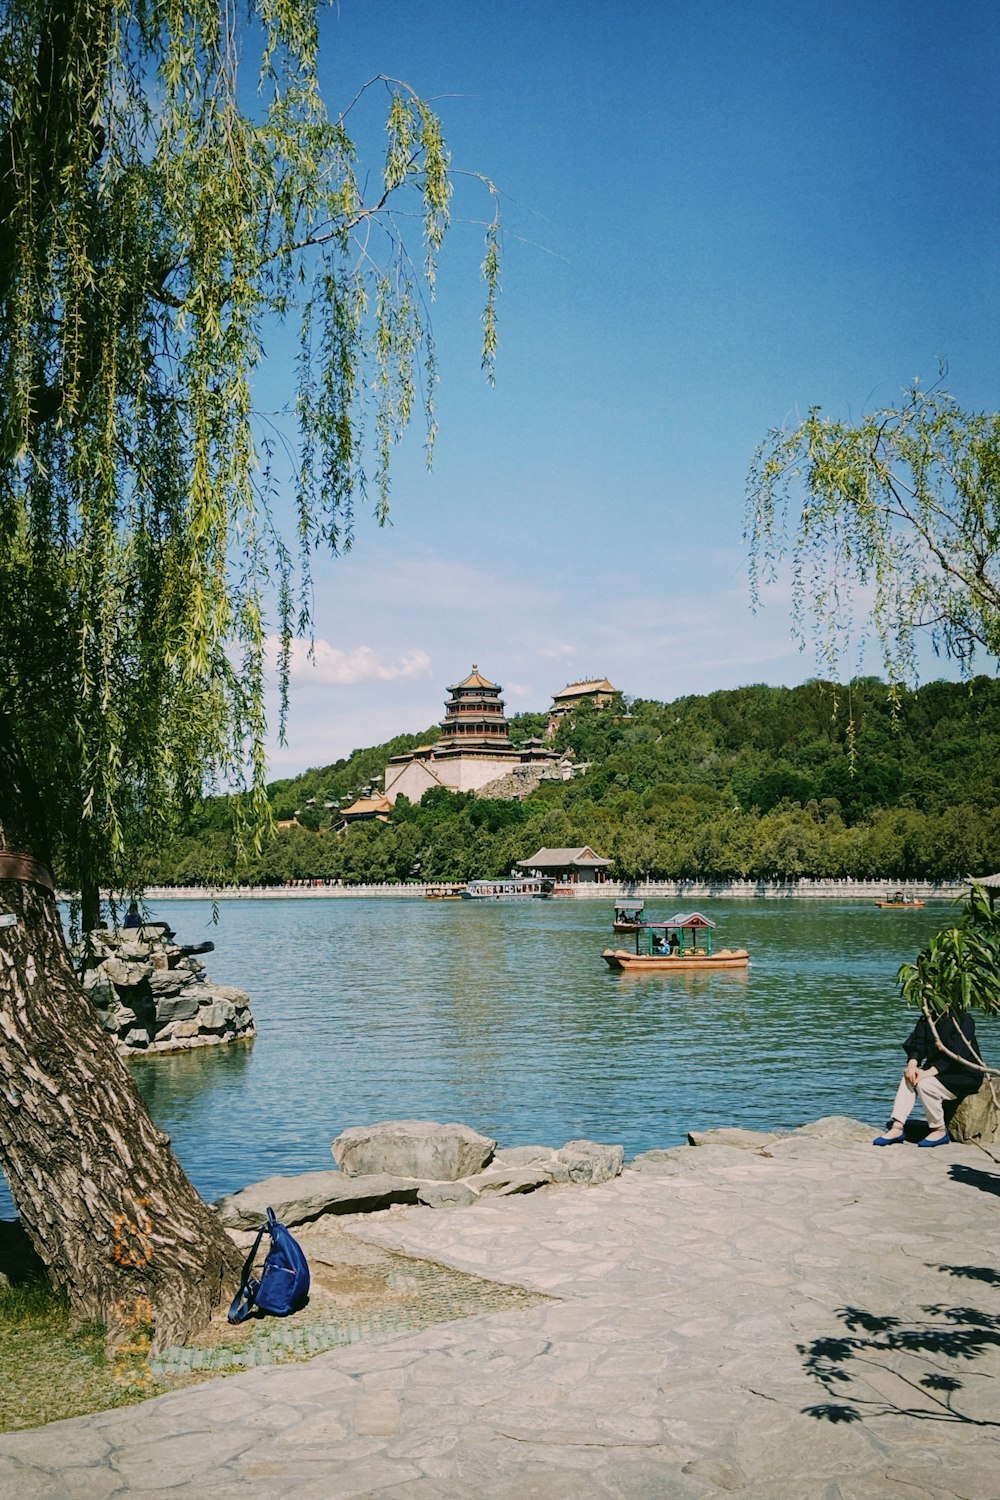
3,897,997,1214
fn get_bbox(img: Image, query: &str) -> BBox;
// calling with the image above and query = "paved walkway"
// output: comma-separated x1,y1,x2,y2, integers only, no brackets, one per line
2,1122,999,1499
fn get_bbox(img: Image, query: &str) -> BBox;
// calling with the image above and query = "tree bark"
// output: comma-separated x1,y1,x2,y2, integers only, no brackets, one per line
0,708,240,1351
80,878,101,935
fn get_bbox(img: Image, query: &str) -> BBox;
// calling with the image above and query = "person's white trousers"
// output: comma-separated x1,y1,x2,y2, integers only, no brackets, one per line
891,1073,957,1132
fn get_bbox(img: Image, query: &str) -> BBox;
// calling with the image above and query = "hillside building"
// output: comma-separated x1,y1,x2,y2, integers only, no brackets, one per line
336,793,392,830
384,666,557,806
546,678,618,737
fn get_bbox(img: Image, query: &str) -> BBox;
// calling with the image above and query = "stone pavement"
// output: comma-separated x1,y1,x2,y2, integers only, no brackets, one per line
2,1120,999,1499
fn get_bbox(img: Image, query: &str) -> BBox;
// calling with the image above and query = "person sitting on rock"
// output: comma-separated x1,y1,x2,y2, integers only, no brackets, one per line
122,900,142,930
873,1010,982,1148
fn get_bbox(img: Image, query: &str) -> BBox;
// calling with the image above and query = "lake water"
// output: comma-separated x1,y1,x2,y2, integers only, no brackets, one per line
3,896,998,1216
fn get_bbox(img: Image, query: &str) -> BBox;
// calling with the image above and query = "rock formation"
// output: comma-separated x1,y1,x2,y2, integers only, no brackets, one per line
76,924,255,1055
215,1123,626,1227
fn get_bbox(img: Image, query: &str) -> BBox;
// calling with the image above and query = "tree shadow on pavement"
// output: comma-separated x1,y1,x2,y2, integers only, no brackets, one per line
799,1265,1000,1427
949,1163,1000,1198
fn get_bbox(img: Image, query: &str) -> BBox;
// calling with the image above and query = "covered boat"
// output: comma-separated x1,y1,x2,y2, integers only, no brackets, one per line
603,911,750,971
874,890,925,908
460,877,554,899
612,899,645,931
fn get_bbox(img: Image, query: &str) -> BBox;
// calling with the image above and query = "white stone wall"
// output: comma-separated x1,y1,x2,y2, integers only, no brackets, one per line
385,755,521,804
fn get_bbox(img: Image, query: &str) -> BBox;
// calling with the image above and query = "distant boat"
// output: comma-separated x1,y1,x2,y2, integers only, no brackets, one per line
603,911,750,971
424,884,463,900
460,878,554,900
874,890,925,908
612,900,645,932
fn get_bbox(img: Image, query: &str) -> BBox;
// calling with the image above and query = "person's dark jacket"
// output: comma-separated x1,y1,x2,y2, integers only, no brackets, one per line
902,1013,982,1099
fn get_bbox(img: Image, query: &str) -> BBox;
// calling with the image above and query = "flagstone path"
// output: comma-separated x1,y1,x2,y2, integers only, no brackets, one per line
2,1121,998,1499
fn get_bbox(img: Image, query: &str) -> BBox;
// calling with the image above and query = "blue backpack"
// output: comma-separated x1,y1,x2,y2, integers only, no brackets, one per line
227,1207,310,1323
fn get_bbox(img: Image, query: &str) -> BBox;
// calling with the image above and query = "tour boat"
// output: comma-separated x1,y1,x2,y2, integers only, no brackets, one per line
874,890,925,908
424,884,464,899
460,877,554,899
602,912,750,971
612,900,645,932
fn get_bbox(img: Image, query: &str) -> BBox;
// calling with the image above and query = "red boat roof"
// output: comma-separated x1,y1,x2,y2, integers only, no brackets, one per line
642,912,716,930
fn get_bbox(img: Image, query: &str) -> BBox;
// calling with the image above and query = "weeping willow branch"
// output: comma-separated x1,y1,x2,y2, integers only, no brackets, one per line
0,0,501,904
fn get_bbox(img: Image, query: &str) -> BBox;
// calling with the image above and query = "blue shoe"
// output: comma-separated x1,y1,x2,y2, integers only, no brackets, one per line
917,1132,951,1148
872,1132,906,1146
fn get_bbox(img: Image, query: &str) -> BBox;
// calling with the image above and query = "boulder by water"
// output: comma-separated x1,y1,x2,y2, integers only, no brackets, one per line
216,1123,628,1224
76,924,255,1055
331,1120,498,1181
947,1080,1000,1145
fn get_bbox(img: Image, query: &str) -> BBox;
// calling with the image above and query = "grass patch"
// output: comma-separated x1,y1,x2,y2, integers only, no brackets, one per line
0,1218,548,1432
0,1278,165,1433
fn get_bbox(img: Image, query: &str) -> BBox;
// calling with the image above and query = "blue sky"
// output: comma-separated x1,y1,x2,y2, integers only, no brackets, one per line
260,0,1000,777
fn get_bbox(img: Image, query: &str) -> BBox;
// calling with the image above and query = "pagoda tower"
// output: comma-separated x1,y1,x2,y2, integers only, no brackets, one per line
383,663,557,805
437,666,510,751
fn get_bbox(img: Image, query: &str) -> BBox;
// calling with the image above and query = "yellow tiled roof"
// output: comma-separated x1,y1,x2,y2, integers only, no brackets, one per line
552,679,616,700
451,664,498,691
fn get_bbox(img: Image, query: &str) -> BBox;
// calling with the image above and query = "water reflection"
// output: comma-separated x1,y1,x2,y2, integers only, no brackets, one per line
131,1038,254,1114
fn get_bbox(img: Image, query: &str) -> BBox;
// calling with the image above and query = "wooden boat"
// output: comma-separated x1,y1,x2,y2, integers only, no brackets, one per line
613,899,645,932
424,884,463,900
874,890,925,908
460,877,554,900
603,911,750,971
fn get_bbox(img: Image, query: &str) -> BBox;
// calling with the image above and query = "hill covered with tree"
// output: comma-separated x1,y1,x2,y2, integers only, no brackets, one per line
140,676,1000,887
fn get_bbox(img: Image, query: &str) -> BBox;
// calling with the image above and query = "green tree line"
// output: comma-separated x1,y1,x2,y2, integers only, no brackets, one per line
137,676,1000,886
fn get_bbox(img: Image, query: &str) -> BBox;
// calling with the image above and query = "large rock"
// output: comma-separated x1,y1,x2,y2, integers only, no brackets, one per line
687,1127,780,1150
332,1120,496,1182
947,1081,1000,1144
548,1139,624,1185
197,999,238,1031
147,970,189,999
493,1145,559,1169
416,1182,480,1209
152,993,201,1025
215,1169,421,1229
792,1115,875,1144
464,1165,553,1196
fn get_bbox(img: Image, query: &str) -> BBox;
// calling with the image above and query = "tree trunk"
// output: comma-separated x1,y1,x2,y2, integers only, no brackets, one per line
80,877,101,935
0,710,240,1350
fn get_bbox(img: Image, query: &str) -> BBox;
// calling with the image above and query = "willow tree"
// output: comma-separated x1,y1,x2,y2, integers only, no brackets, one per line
0,0,499,1347
897,884,1000,1084
745,386,1000,687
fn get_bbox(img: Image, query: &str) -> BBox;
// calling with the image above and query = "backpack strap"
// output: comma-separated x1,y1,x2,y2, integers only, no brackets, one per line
227,1220,269,1324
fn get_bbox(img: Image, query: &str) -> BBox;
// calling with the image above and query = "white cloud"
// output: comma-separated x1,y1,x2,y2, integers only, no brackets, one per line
271,639,434,688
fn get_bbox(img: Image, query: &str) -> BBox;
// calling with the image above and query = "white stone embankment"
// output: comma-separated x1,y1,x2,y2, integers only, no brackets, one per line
86,877,966,902
2,1116,998,1498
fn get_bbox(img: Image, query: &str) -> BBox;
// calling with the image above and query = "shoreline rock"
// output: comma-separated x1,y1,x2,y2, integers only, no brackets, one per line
76,924,255,1056
218,1124,628,1227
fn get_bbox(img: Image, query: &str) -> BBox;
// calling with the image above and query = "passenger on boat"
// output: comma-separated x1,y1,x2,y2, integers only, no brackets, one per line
668,932,681,955
872,1011,983,1148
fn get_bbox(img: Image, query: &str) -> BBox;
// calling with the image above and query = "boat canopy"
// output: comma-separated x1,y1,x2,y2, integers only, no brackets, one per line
644,912,716,930
614,900,644,913
629,911,717,957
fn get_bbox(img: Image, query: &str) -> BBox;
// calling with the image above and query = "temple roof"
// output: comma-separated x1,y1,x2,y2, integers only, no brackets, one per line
552,679,616,700
515,846,612,869
449,664,498,692
340,795,392,817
